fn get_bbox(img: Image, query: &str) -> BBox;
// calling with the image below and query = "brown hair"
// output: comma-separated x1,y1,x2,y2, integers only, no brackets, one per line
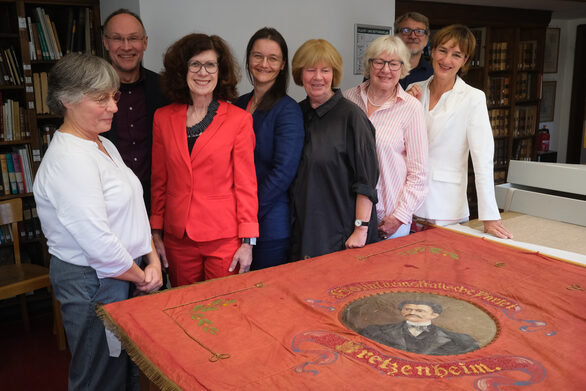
430,24,476,76
161,33,240,103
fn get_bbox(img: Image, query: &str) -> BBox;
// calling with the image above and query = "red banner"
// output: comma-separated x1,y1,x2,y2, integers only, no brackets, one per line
101,228,586,390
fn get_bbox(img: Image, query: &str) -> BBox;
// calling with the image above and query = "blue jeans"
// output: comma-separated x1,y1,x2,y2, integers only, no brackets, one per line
50,256,135,391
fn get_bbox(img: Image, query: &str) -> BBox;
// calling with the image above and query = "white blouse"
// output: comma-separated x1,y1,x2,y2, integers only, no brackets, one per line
33,131,152,278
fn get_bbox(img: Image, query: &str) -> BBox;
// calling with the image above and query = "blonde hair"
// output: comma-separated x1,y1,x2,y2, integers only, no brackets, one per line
431,24,476,76
363,35,411,79
291,39,343,87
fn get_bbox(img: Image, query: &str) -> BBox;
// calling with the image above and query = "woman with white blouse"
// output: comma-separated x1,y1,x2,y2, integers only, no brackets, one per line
33,53,162,390
407,25,512,239
345,35,428,239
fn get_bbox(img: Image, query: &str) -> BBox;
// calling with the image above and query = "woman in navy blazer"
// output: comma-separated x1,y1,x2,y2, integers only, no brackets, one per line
235,28,304,269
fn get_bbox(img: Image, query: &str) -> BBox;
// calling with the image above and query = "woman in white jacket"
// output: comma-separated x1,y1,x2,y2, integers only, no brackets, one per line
408,24,512,239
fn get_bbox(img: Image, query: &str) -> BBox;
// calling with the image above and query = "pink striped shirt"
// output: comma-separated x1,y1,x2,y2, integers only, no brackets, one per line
344,82,428,224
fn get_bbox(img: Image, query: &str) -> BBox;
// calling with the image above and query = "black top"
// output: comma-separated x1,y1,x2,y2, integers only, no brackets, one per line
104,67,169,214
360,321,480,356
187,100,219,153
290,90,379,261
400,55,433,90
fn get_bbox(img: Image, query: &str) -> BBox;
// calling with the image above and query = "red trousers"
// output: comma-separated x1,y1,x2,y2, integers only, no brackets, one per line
164,233,240,287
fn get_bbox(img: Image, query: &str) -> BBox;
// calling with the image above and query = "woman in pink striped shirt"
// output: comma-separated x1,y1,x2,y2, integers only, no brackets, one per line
344,35,428,239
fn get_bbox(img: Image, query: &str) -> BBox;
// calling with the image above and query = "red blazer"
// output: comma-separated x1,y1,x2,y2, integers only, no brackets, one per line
150,101,259,241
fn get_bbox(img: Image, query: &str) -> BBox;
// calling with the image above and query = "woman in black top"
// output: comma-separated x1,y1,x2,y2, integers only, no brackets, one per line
289,39,379,260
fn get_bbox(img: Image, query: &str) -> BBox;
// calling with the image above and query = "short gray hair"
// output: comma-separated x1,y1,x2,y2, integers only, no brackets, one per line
47,53,120,115
363,35,411,79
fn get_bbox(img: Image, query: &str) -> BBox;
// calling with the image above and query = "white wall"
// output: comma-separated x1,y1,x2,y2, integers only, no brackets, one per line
541,18,586,163
101,0,396,101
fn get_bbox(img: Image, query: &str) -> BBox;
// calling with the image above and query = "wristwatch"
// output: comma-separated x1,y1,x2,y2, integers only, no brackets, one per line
354,219,369,227
242,237,257,245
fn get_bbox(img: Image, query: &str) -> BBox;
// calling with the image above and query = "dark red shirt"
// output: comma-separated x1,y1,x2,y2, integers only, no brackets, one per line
115,71,150,186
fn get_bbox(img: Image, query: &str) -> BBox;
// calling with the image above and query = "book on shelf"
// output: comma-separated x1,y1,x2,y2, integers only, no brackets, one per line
11,153,25,194
0,99,28,141
30,201,42,237
513,106,538,138
0,154,9,195
40,72,49,114
489,42,508,71
488,109,509,138
0,48,24,86
470,27,486,67
4,153,19,195
487,76,510,106
32,72,51,115
518,41,537,71
16,146,34,192
22,200,34,239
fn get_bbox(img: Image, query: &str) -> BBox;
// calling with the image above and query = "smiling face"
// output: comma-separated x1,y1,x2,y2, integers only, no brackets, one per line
186,50,219,101
103,13,147,81
249,38,284,90
398,17,429,56
369,51,402,92
431,39,468,82
302,61,334,107
401,304,439,324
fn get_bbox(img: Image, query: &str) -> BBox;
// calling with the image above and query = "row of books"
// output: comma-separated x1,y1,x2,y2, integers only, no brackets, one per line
1,95,31,142
517,40,538,71
25,7,96,61
488,42,508,71
32,72,50,115
487,76,510,106
494,138,508,167
0,199,42,244
494,170,507,184
513,106,538,138
512,138,533,161
488,109,509,138
469,28,486,68
0,47,24,86
0,149,34,196
514,72,538,101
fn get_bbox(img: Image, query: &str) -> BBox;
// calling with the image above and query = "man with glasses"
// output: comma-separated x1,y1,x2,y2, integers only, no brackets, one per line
102,9,168,214
395,12,434,89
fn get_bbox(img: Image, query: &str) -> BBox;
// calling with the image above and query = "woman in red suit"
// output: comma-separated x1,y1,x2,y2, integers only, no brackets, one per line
151,34,259,286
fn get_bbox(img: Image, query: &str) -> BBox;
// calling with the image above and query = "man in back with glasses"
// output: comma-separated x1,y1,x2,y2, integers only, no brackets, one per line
102,9,168,214
394,12,434,89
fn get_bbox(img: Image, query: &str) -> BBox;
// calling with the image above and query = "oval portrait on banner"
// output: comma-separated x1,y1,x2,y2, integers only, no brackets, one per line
341,292,497,356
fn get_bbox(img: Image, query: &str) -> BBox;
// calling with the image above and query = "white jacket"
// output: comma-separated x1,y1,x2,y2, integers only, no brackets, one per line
412,76,500,221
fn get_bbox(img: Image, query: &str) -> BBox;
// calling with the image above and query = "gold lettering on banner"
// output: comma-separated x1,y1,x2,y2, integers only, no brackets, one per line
337,340,505,379
328,279,519,311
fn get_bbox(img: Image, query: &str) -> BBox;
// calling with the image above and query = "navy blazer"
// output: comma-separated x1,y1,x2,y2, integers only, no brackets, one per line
234,93,304,241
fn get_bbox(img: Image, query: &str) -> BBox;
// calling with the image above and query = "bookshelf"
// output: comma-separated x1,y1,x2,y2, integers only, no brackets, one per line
396,1,551,217
0,0,101,266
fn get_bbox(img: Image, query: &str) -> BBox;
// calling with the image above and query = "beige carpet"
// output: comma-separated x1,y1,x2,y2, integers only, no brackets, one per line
464,212,586,256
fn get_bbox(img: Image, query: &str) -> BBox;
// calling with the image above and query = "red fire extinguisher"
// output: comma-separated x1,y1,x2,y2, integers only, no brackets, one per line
536,126,550,152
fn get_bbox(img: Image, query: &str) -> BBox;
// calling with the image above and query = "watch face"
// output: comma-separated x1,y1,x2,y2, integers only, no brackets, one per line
355,219,361,227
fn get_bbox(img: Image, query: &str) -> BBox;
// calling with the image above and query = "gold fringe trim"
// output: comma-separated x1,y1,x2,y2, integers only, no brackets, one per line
96,305,182,391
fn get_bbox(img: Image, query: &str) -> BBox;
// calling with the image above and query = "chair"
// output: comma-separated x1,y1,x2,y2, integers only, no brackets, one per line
0,198,66,350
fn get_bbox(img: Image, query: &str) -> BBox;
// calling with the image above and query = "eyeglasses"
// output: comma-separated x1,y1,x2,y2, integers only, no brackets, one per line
250,52,282,66
188,61,219,74
90,91,121,107
369,58,403,71
396,28,428,37
104,34,146,45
